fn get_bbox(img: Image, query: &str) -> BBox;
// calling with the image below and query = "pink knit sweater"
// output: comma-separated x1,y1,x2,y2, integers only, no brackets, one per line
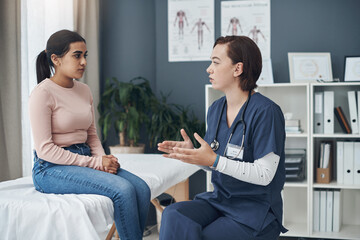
29,79,105,169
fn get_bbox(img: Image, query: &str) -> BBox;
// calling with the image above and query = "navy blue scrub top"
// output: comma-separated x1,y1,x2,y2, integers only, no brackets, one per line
196,93,287,233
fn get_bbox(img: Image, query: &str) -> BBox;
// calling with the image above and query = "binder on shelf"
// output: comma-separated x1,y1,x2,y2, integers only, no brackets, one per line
320,190,327,232
316,142,332,184
332,189,341,232
323,91,334,134
348,91,359,134
354,142,360,185
334,106,351,134
336,141,344,184
313,190,320,232
326,190,333,232
314,92,324,134
343,142,354,185
358,91,360,132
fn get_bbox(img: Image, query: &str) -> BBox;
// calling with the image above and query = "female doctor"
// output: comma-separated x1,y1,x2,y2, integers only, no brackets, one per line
158,36,288,240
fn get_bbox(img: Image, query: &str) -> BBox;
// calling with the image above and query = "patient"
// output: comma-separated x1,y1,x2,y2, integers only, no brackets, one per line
29,29,149,240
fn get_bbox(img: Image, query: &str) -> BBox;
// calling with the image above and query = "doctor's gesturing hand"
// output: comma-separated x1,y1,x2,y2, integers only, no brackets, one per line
158,128,217,166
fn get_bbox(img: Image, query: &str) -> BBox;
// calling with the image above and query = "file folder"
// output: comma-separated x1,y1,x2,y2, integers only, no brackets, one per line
354,142,360,185
333,189,341,232
324,91,334,134
348,91,358,134
358,91,360,132
320,190,327,232
334,106,351,134
313,190,320,232
326,190,333,232
316,142,332,183
343,142,354,185
336,141,344,184
314,92,324,134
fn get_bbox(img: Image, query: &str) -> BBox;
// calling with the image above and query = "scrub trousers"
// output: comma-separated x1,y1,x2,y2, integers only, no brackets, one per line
159,199,280,240
32,143,150,240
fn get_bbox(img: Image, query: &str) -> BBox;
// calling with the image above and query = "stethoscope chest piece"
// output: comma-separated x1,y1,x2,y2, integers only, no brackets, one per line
210,139,220,151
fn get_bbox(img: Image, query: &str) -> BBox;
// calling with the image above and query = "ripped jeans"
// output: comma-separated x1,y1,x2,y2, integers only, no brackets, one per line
32,143,150,240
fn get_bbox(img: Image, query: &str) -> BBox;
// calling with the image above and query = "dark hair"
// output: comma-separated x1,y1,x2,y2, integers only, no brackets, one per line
36,30,86,84
214,36,262,91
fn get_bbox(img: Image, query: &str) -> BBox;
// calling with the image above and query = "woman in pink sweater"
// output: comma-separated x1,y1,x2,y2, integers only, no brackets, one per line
29,30,150,240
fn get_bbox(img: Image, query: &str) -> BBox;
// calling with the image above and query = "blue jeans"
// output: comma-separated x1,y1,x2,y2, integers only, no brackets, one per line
32,143,150,240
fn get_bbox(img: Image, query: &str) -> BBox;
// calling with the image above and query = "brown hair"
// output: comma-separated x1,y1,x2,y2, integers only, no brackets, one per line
214,36,262,91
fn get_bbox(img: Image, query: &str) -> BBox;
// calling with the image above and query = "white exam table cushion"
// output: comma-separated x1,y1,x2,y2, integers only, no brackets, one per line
0,154,199,240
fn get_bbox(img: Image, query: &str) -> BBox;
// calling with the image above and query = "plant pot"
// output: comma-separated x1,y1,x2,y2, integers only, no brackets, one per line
109,144,145,154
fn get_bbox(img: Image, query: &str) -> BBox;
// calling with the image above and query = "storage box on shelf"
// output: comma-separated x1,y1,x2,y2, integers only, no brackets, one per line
310,82,360,240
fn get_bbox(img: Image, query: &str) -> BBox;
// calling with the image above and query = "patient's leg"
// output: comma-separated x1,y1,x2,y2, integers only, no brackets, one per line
32,160,150,240
115,168,151,232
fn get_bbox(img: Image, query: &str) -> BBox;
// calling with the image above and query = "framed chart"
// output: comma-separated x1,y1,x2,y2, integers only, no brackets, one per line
344,56,360,82
257,59,274,85
288,52,333,83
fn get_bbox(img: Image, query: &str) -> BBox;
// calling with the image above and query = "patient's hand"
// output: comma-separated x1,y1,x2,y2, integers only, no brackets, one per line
102,155,120,174
158,129,194,154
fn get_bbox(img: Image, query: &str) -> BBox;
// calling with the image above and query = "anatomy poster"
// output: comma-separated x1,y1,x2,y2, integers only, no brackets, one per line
168,0,214,62
221,0,270,59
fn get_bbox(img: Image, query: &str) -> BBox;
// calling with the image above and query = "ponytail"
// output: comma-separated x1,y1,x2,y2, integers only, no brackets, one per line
36,30,86,84
36,50,51,84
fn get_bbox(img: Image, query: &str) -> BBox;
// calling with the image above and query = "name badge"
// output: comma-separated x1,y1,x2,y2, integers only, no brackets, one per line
225,143,244,159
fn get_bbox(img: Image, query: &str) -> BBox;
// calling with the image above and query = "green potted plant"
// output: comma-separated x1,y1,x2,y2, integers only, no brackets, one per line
148,93,205,149
98,76,154,153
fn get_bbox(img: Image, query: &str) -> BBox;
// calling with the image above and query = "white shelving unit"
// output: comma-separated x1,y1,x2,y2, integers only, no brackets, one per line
205,82,360,240
310,82,360,240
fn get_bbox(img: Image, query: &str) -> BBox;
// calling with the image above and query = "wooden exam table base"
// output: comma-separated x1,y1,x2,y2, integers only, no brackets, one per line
105,179,190,240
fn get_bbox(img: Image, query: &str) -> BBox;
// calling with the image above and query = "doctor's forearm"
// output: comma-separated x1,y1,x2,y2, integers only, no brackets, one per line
215,152,280,186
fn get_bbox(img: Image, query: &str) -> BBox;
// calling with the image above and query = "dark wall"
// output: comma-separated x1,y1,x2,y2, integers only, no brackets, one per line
100,0,360,226
100,0,360,137
99,0,156,148
100,0,156,90
271,0,360,84
155,0,360,121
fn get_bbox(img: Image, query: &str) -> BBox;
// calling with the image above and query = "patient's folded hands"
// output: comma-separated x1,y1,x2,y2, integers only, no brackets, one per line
102,155,120,174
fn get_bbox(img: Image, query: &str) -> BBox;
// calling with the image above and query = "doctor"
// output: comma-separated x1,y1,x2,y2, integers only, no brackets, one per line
158,35,287,240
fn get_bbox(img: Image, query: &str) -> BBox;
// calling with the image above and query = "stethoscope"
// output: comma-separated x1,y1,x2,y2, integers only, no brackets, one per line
210,91,251,159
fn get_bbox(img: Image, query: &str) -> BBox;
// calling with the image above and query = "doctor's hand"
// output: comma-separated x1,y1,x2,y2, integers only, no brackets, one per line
157,129,194,154
102,155,120,174
163,132,217,167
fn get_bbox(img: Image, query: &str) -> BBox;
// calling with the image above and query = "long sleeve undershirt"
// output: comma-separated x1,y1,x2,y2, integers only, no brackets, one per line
202,152,279,186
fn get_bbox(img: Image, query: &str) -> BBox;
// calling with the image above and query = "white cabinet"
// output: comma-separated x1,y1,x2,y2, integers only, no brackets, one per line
310,82,360,240
205,83,360,239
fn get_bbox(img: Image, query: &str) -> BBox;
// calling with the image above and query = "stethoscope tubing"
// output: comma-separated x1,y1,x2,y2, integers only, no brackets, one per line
211,91,251,159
